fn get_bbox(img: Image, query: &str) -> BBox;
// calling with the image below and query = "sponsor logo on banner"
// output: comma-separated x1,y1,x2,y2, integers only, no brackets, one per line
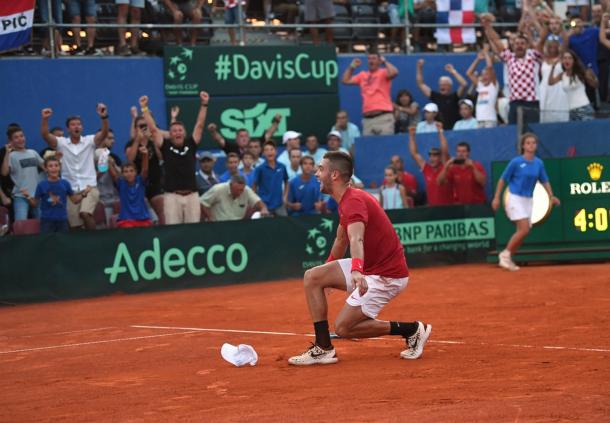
302,218,334,269
569,162,610,195
220,103,291,140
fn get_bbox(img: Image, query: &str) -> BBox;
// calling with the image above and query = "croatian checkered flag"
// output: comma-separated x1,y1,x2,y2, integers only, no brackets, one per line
435,0,476,44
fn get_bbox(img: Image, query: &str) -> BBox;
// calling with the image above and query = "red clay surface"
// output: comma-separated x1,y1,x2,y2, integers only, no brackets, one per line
1,262,609,422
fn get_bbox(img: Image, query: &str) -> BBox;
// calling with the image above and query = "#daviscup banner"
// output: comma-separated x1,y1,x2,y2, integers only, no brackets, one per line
0,0,35,52
435,0,476,45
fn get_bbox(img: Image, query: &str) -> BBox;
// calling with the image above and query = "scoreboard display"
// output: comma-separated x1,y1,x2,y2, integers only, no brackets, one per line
491,155,610,262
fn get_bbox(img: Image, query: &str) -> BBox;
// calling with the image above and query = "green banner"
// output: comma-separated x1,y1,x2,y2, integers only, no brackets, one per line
168,95,339,149
0,205,494,303
164,46,339,97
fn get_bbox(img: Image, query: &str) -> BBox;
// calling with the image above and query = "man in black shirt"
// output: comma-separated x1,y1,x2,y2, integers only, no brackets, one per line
140,91,209,225
416,59,468,129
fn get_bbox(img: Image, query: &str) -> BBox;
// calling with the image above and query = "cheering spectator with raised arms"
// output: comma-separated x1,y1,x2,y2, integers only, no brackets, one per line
41,103,109,230
466,49,499,128
140,91,209,225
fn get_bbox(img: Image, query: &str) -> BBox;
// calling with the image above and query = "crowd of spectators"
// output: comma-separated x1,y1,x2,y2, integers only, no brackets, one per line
14,0,609,55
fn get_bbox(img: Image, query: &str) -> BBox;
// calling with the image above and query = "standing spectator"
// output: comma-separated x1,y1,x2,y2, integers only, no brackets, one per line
416,59,468,129
222,0,246,46
1,127,43,221
326,131,350,154
125,116,164,223
408,125,453,206
568,17,600,107
539,36,570,123
286,149,302,180
38,0,64,57
140,92,209,225
466,49,500,128
246,138,265,168
331,110,361,154
388,155,418,200
594,7,610,103
342,53,399,136
393,90,420,133
196,152,219,195
219,152,244,182
437,142,487,205
305,0,334,45
286,156,322,217
253,140,289,216
0,126,18,213
482,13,545,125
40,127,64,159
201,175,269,222
24,157,91,233
241,151,256,186
41,104,109,230
68,0,101,55
303,134,327,164
415,103,440,133
162,0,205,46
453,99,478,130
548,50,597,121
208,125,250,158
379,166,408,210
108,146,152,228
412,0,437,50
95,130,121,225
277,130,301,168
116,0,144,56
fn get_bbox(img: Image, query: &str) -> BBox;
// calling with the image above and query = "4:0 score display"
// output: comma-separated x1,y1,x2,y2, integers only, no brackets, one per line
573,208,609,232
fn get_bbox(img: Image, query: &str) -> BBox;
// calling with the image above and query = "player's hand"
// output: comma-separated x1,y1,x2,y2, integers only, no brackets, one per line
139,95,149,108
351,58,361,68
42,108,53,119
207,123,217,133
551,196,560,206
491,197,500,211
351,271,368,296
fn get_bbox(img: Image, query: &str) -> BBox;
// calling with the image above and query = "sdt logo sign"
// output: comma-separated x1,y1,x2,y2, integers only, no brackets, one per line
220,103,290,139
104,237,248,283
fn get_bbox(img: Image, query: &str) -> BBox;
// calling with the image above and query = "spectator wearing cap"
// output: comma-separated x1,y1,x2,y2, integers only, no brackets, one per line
416,103,440,133
286,149,302,180
326,131,350,154
331,110,361,154
437,142,487,205
342,53,399,136
408,125,453,206
140,92,209,225
453,99,478,130
277,130,301,169
201,175,269,222
286,155,322,217
416,59,468,129
253,140,289,216
303,134,327,164
196,152,219,195
219,152,245,183
41,103,110,230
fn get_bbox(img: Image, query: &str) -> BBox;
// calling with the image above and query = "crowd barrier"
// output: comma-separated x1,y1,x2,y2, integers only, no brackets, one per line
0,204,493,303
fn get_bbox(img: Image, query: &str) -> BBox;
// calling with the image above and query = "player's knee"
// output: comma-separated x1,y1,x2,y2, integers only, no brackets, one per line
303,268,321,288
334,319,351,338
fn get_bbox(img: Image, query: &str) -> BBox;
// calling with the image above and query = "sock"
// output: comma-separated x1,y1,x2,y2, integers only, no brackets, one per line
390,321,419,338
313,320,332,349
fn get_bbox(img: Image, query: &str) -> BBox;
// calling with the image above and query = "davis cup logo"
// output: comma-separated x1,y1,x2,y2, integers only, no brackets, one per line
302,218,334,269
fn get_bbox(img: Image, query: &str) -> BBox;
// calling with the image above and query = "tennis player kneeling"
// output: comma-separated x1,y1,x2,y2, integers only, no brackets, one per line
288,152,431,366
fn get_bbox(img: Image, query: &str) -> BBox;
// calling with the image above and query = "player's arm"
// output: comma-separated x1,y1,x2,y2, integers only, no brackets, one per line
327,224,349,262
347,222,367,296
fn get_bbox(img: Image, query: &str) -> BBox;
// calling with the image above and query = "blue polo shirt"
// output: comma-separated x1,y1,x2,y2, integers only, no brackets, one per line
254,160,288,210
219,169,245,183
501,156,549,198
288,175,321,217
117,176,150,221
569,28,600,75
35,178,73,221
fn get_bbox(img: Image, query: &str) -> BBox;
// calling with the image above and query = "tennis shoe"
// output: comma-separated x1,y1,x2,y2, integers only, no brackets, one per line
498,250,520,271
288,343,338,366
401,321,432,360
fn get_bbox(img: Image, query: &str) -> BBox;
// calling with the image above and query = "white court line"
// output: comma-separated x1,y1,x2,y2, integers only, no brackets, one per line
0,331,199,355
19,327,116,338
132,325,610,353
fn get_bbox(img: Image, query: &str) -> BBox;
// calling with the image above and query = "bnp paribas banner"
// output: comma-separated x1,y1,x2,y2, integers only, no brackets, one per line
164,45,339,97
0,205,494,303
168,95,339,148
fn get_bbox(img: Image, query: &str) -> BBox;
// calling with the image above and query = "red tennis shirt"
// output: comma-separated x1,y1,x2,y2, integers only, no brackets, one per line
338,187,408,278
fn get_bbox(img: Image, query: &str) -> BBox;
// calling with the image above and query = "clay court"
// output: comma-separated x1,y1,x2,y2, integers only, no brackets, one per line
1,262,609,422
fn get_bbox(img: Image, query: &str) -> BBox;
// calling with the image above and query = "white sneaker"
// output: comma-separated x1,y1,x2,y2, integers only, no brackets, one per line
400,321,432,360
288,343,338,366
498,250,520,271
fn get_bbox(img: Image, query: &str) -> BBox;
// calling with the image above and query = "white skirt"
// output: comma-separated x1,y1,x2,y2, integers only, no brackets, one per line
505,191,533,223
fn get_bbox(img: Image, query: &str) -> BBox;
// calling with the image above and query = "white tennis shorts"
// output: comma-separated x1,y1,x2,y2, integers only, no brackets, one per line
337,258,409,319
505,191,533,224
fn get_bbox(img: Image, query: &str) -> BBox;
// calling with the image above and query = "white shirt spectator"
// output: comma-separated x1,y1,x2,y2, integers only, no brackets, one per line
415,121,438,133
453,118,478,130
561,75,590,110
304,147,328,164
286,165,302,180
56,135,97,190
476,81,499,123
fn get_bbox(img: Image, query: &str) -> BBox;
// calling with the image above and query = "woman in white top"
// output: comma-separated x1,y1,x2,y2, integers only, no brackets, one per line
539,35,569,123
548,50,597,121
379,166,408,210
466,49,498,128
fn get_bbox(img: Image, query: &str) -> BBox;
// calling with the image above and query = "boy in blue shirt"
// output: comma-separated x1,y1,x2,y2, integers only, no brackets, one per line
253,140,289,216
109,145,152,228
286,156,322,216
22,157,91,233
